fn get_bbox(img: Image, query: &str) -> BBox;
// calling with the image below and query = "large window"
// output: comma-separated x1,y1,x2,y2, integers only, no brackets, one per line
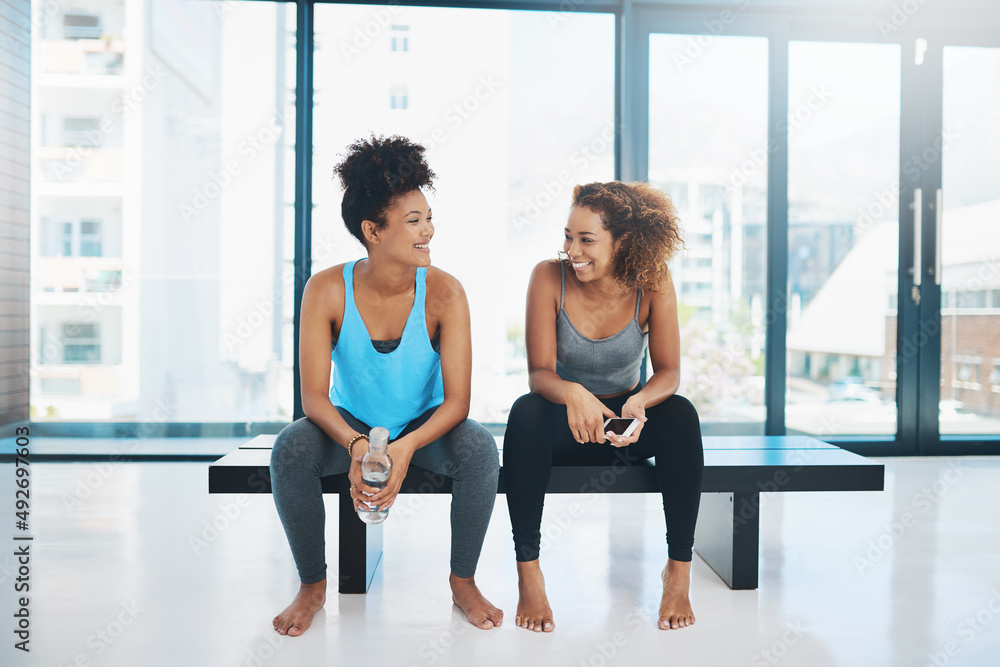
22,0,1000,451
785,41,901,436
30,0,296,421
648,33,769,430
311,5,615,423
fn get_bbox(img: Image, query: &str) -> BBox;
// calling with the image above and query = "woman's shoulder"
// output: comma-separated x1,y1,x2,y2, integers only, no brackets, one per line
304,263,348,303
639,267,676,330
526,260,564,312
529,259,563,285
644,266,676,302
424,265,467,301
309,262,348,284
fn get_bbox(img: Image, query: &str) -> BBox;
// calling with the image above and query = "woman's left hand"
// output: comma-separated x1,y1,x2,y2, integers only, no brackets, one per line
606,395,647,447
362,437,415,512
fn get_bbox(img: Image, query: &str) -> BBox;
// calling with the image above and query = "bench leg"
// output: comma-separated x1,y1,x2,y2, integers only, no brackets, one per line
338,491,383,594
693,491,760,590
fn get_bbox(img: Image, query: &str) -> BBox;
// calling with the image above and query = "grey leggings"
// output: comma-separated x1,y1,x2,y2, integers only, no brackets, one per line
270,406,500,583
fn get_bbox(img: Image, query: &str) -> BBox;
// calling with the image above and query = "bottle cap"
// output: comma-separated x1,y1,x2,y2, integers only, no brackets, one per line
369,426,389,449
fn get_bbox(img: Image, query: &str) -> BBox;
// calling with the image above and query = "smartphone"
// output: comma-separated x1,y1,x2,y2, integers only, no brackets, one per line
604,417,639,438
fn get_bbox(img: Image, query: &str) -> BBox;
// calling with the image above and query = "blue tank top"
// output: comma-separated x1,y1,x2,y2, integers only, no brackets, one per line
556,262,648,396
329,260,444,438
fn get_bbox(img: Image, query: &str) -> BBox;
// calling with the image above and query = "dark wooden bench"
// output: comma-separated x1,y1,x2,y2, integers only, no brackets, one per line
208,434,883,592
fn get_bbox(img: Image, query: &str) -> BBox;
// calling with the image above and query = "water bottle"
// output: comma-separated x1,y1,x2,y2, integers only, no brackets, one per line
357,426,392,524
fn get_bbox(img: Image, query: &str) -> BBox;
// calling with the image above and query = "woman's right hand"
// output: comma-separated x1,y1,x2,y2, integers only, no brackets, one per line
565,384,616,444
346,443,380,512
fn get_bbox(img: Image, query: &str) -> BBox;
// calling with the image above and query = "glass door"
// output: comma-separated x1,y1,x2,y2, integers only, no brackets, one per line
916,36,1000,453
938,44,1000,440
784,40,901,439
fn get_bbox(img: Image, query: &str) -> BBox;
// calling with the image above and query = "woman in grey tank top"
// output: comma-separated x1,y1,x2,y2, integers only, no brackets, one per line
504,181,704,633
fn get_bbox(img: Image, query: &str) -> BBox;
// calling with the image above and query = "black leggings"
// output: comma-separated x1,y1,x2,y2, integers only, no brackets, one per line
503,388,704,563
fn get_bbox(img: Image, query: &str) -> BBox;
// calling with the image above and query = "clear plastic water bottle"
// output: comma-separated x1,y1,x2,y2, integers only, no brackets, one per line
357,426,392,524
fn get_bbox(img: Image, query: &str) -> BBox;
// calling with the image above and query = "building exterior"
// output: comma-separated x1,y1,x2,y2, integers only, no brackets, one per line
789,199,1000,429
30,0,292,421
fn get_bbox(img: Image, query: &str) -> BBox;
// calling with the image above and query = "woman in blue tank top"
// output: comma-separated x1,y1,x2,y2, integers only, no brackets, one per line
504,181,704,633
269,136,503,636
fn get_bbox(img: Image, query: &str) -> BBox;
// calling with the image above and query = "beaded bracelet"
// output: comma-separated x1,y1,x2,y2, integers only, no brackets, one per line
347,432,369,458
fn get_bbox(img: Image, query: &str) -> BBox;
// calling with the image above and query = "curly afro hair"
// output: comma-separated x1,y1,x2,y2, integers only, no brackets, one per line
571,181,684,293
332,135,436,246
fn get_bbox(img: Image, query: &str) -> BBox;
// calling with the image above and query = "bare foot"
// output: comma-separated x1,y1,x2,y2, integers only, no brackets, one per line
658,560,695,630
273,579,327,636
515,560,554,632
450,573,503,630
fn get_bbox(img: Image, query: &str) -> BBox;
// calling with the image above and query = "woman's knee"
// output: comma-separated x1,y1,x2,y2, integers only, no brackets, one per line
270,417,327,474
452,419,499,477
508,392,552,425
645,395,703,457
661,394,701,430
504,393,555,452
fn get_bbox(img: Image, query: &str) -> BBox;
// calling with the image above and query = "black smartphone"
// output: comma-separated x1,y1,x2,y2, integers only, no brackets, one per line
604,417,639,437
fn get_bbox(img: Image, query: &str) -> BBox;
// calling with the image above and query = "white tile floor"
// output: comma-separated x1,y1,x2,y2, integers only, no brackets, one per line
2,456,999,666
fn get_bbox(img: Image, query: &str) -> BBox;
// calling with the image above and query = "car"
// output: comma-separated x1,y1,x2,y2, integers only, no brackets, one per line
827,377,881,403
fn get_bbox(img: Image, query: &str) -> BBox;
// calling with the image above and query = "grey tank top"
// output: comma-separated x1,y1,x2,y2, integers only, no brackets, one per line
555,262,648,395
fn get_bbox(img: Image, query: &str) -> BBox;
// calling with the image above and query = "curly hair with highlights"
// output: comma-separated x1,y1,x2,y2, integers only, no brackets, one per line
571,181,684,292
333,135,436,246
